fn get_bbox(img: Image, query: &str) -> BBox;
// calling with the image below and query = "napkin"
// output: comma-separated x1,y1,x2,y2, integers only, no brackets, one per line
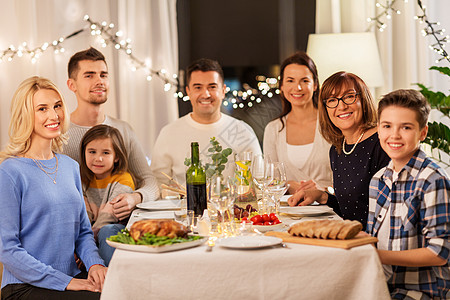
197,209,211,236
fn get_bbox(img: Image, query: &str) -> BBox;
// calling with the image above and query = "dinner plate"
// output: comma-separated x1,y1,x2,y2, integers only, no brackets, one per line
216,236,282,249
136,199,182,211
106,237,207,253
279,205,333,216
252,223,284,233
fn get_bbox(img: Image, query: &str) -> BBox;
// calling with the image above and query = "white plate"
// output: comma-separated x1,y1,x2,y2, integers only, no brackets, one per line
132,211,176,219
279,205,333,216
252,223,284,233
136,199,181,211
280,195,319,206
216,236,282,249
106,237,207,253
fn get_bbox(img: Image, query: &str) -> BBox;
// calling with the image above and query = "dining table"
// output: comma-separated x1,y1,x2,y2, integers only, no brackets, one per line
100,199,390,300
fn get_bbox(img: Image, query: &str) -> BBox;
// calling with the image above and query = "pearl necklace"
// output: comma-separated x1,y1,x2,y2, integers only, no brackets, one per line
30,154,58,184
342,131,365,155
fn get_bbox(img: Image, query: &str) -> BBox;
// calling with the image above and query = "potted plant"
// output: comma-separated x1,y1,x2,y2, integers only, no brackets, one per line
417,66,450,170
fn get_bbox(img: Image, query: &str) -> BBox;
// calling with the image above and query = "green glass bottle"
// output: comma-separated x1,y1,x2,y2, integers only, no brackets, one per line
186,142,207,216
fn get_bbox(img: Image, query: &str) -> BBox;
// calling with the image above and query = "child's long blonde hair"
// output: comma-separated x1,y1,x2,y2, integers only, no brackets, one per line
0,76,69,163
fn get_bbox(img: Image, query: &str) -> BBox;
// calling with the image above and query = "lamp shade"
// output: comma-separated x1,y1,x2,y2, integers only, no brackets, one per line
306,32,384,87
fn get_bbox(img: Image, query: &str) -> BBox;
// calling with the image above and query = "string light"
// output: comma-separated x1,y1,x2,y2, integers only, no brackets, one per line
0,16,178,89
176,76,280,110
415,0,449,63
367,1,449,64
367,0,406,32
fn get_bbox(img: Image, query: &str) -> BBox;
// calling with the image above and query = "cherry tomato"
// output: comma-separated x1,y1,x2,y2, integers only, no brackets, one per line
273,219,281,224
269,213,278,222
263,221,272,226
250,215,263,224
253,222,263,226
242,217,248,221
262,214,270,222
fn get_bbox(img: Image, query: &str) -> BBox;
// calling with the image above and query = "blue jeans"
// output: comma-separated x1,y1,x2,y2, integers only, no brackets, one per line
97,223,125,266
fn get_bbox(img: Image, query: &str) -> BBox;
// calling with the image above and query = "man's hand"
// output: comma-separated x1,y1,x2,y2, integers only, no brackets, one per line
110,192,142,220
88,264,108,292
288,189,327,207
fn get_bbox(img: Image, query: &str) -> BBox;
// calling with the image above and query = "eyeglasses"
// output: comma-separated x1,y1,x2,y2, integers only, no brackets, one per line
324,92,360,108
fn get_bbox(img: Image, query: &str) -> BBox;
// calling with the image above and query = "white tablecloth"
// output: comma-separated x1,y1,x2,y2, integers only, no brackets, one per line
101,237,390,300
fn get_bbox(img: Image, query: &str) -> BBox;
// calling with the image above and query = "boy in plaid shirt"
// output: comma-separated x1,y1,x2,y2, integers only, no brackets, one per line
366,89,450,299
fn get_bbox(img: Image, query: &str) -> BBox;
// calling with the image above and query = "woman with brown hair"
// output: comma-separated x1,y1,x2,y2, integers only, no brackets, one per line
263,52,332,194
288,72,390,228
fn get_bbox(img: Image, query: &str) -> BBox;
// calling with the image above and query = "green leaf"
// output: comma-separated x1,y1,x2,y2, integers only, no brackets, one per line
222,148,232,156
184,158,191,166
211,153,222,161
430,66,450,77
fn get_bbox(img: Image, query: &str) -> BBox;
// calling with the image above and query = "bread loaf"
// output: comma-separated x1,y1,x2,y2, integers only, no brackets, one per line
130,219,188,241
288,219,362,240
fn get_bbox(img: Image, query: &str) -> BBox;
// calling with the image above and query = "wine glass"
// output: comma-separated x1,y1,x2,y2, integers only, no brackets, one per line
209,175,235,236
265,162,288,214
251,154,271,213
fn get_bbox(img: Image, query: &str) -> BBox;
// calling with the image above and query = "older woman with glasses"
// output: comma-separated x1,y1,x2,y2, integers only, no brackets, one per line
288,71,390,229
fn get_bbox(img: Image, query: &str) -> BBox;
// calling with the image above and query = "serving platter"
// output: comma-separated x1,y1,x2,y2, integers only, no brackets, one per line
265,231,378,249
106,237,207,253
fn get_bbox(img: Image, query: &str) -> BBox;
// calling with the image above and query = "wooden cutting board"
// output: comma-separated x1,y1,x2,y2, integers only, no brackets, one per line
265,231,378,249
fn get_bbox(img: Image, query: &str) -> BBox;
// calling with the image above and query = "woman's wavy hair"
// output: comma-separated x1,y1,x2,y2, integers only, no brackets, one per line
318,71,377,153
277,51,320,131
80,124,139,188
0,76,69,163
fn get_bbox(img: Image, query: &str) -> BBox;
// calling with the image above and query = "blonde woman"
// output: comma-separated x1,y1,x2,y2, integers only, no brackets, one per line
0,76,106,299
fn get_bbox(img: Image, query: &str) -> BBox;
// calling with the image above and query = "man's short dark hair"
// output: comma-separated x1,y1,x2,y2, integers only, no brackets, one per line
68,47,107,79
186,58,224,86
378,89,431,129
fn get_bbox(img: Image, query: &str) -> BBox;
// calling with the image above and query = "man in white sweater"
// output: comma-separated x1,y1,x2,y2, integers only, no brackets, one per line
151,58,261,188
64,48,159,220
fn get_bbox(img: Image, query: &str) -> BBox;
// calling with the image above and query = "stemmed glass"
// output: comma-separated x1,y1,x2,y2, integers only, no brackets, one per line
251,154,271,214
209,175,235,236
265,162,288,214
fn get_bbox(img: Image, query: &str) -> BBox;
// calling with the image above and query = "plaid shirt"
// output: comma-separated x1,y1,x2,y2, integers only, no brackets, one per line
366,149,450,299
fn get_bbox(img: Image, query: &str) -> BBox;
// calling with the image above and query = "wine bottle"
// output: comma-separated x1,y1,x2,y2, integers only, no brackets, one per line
186,142,207,216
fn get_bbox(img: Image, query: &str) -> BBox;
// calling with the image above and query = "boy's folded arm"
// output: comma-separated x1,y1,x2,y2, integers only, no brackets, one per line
378,247,447,267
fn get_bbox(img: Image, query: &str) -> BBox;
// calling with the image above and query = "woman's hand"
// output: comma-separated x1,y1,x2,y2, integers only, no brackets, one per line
66,278,98,292
288,189,327,206
111,193,142,220
88,264,108,292
288,180,320,194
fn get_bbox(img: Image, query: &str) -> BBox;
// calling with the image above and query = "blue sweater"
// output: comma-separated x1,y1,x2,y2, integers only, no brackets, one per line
0,154,104,291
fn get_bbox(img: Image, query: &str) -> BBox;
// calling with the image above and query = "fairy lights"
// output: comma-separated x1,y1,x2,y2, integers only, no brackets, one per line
367,0,449,64
0,15,178,88
367,0,406,32
415,0,449,63
0,15,282,109
176,76,280,110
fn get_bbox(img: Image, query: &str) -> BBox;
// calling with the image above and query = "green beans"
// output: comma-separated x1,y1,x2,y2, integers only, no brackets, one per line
107,229,203,246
